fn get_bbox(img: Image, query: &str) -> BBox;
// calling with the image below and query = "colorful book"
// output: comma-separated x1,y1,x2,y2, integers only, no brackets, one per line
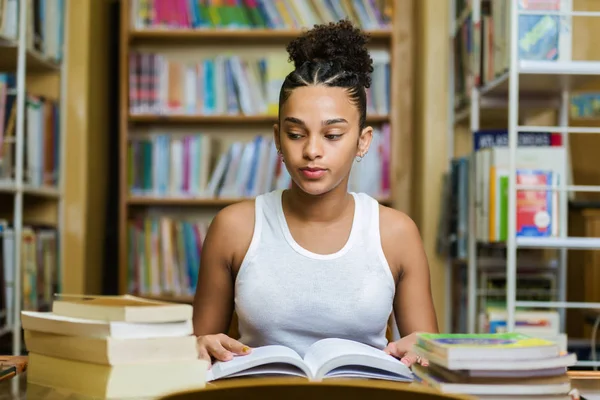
415,332,560,361
516,169,557,237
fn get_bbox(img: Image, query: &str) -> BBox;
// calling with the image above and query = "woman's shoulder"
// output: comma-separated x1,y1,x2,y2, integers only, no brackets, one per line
377,204,423,275
378,204,420,238
210,199,256,237
353,191,420,236
204,199,257,270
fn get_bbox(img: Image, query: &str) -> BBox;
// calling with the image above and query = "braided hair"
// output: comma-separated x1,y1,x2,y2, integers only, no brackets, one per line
278,19,374,131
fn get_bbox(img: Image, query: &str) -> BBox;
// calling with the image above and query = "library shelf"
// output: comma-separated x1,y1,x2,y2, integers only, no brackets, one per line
0,184,61,199
128,195,394,207
128,114,391,125
458,61,600,102
128,28,393,44
516,236,600,250
127,196,246,207
119,0,415,301
0,35,60,72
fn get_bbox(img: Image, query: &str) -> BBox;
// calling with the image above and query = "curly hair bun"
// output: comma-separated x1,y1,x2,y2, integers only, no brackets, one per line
286,19,374,88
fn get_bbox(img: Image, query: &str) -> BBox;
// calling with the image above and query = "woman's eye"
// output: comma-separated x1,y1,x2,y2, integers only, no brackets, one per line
287,133,303,139
325,134,342,140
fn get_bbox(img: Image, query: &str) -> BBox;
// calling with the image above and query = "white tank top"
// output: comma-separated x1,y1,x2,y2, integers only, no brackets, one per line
234,189,396,357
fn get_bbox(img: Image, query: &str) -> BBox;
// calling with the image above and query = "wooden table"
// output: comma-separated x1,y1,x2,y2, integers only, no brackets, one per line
0,360,597,399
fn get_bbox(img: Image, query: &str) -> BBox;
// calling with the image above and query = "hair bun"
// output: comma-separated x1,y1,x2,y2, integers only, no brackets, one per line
286,19,374,88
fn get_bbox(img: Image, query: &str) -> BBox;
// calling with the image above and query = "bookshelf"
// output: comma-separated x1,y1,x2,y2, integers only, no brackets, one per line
444,0,600,367
118,0,414,302
0,0,66,358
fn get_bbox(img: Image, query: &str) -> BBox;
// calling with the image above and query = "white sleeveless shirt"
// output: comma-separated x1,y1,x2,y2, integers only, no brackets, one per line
234,189,396,357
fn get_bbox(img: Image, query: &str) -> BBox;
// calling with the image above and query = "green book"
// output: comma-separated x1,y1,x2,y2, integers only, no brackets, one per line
415,333,560,361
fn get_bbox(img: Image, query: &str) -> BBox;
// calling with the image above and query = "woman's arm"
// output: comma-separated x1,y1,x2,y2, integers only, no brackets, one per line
387,211,439,336
380,207,438,365
192,200,255,341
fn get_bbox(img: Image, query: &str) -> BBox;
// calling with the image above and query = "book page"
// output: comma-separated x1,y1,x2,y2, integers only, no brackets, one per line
209,345,311,380
303,338,412,380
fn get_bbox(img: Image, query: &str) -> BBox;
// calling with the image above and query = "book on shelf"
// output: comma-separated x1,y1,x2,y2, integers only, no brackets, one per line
454,0,572,109
0,0,65,63
412,332,577,398
22,294,208,398
570,92,600,119
0,219,59,329
129,0,393,32
0,73,61,190
439,129,569,259
127,216,206,297
128,50,390,118
206,337,414,382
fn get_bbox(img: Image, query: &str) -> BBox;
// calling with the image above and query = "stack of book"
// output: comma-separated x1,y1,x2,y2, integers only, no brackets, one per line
21,294,208,398
412,332,578,399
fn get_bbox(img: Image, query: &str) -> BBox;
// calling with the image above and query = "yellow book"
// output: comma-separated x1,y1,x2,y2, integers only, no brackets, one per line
27,353,207,399
51,294,193,323
24,329,197,365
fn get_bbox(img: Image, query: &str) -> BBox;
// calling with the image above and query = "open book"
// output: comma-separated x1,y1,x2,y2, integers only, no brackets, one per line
206,338,414,382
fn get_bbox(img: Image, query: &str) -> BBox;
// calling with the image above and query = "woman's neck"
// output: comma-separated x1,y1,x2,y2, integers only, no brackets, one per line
282,182,353,224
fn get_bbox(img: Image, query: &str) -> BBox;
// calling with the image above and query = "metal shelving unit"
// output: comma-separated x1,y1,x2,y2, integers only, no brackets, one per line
506,0,600,368
447,0,600,368
0,0,67,357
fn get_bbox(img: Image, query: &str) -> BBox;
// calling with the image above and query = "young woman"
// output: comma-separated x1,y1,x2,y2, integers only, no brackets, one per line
192,20,438,368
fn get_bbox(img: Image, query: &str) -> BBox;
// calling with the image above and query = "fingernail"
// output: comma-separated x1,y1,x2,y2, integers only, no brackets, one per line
242,346,250,353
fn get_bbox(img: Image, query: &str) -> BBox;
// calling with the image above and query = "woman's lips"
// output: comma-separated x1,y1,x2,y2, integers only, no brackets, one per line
300,167,327,179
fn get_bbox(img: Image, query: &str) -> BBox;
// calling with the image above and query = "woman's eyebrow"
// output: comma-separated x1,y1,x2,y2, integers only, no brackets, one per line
282,117,349,126
322,118,348,126
283,117,305,126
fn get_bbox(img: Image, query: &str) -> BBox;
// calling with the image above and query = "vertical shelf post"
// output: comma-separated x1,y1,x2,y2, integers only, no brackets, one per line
506,0,521,333
12,0,29,357
467,0,481,334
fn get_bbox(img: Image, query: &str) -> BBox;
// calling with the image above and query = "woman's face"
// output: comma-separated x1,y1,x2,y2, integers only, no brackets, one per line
274,85,372,197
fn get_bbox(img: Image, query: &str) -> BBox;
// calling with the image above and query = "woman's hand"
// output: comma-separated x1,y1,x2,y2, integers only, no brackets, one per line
383,332,428,367
196,333,252,364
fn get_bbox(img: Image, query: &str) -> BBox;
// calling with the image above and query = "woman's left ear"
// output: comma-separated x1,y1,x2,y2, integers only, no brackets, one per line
356,126,373,158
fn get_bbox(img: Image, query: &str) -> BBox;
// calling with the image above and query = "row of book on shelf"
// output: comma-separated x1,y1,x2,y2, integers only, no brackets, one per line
127,124,391,201
126,127,391,296
454,0,571,109
0,73,61,189
128,50,391,117
0,0,65,63
0,220,59,330
19,294,579,398
439,129,567,260
450,250,561,334
129,0,393,31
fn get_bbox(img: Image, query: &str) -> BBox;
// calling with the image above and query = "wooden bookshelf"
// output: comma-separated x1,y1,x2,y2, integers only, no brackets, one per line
118,0,414,301
129,28,393,43
127,196,246,207
0,35,61,72
128,195,393,207
129,114,390,125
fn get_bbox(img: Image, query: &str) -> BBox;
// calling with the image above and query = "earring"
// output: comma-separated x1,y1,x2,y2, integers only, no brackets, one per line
277,149,285,163
355,154,363,163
